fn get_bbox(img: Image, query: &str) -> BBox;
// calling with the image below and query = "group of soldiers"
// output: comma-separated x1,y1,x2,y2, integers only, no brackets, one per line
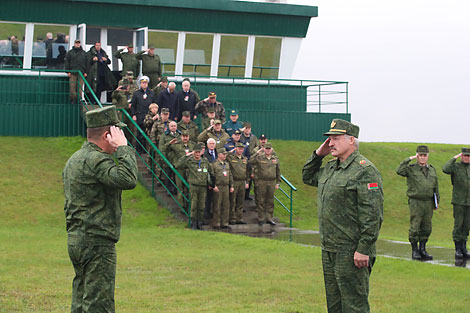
112,74,281,230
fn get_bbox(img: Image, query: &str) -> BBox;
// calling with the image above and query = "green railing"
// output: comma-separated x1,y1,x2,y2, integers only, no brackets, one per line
274,175,297,228
161,63,280,79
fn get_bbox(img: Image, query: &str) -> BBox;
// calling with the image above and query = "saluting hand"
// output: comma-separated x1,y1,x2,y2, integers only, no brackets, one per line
316,138,331,157
410,153,418,160
106,126,127,151
454,153,462,159
229,187,234,193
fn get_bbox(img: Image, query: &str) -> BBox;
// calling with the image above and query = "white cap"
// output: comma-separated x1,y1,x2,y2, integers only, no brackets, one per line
139,75,150,83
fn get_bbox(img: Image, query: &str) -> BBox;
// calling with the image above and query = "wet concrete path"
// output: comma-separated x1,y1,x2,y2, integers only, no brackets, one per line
268,229,470,269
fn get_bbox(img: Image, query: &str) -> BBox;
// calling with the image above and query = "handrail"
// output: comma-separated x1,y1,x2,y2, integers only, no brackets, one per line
274,174,297,228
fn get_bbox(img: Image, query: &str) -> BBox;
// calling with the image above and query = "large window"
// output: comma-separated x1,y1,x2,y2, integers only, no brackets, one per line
183,33,212,76
108,28,133,72
253,37,281,78
32,24,70,69
149,30,178,75
0,22,25,68
218,35,248,77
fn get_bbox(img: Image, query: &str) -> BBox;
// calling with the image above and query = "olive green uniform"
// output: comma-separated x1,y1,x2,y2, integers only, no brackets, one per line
178,120,200,143
136,51,162,89
250,153,280,223
303,150,383,313
211,160,233,227
197,128,230,150
227,153,250,223
396,157,440,242
63,142,138,313
443,158,470,242
176,155,213,223
113,49,139,78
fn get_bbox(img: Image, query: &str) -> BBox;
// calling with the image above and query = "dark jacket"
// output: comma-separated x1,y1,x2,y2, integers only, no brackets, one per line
64,46,87,74
86,46,116,92
157,88,179,121
203,149,218,163
131,88,157,124
176,89,199,120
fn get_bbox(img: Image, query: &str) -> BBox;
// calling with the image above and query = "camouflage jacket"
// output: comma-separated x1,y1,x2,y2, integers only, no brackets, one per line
136,51,161,76
443,158,470,205
197,128,230,150
62,142,137,244
177,120,200,143
396,158,440,201
176,155,213,186
143,111,158,135
149,119,172,145
227,153,250,182
302,150,384,257
211,160,233,187
249,153,281,184
167,140,196,165
195,100,225,122
113,49,139,77
159,130,181,162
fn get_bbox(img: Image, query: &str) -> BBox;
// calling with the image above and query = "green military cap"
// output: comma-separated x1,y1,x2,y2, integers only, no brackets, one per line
462,148,470,155
207,107,216,113
233,130,241,135
127,44,133,48
160,76,168,83
161,108,170,114
182,111,190,117
193,143,203,151
74,39,80,43
324,119,360,138
208,91,217,98
264,142,273,149
86,105,126,128
126,71,134,77
243,122,251,128
214,119,222,125
217,148,227,154
259,134,267,140
416,145,429,154
230,109,238,116
235,142,245,148
181,130,189,136
149,45,155,49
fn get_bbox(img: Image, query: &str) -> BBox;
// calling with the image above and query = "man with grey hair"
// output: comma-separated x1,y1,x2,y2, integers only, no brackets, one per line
302,118,383,313
177,79,200,120
157,81,179,121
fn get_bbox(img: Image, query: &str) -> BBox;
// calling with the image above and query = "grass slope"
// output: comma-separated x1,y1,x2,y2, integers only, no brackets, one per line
0,137,468,312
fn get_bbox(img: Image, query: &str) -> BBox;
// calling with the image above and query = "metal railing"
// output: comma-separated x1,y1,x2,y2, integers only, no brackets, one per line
274,175,297,228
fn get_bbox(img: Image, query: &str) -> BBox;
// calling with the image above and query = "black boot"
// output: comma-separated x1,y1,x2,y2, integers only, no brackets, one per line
455,241,464,259
411,241,422,260
462,240,470,259
419,241,433,261
191,220,198,230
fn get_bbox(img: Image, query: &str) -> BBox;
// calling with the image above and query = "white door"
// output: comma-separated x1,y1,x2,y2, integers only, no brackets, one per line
134,27,148,77
77,24,87,50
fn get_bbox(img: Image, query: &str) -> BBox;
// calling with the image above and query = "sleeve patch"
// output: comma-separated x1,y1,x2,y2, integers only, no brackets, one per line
360,160,366,165
367,182,378,190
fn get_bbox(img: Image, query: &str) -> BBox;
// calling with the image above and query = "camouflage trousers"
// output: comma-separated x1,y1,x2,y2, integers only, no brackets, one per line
256,180,276,222
230,180,246,223
67,243,117,313
453,204,470,241
408,198,434,242
213,185,230,227
69,74,84,102
190,184,207,221
322,249,374,313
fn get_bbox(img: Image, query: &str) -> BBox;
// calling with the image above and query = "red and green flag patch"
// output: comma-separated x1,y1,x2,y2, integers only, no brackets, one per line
367,182,378,190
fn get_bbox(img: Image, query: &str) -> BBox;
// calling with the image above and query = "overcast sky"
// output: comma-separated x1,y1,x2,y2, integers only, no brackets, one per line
292,0,470,144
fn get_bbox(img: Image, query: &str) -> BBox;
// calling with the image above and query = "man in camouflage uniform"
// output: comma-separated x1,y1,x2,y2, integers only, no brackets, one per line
112,71,138,114
176,144,213,230
397,145,439,261
211,148,234,229
443,148,470,259
195,91,225,122
240,122,259,158
136,46,162,89
152,76,168,98
159,121,181,194
64,39,87,104
63,106,138,313
201,106,217,130
198,120,230,150
302,119,383,313
227,142,250,224
178,111,200,142
149,108,172,178
113,44,139,78
250,142,280,226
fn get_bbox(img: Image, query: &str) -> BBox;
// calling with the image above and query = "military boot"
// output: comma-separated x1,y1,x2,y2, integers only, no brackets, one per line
454,241,464,259
419,241,433,261
411,242,422,260
462,240,470,259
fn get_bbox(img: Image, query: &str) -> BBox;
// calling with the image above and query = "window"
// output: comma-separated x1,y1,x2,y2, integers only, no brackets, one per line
183,33,212,76
107,28,133,72
253,37,281,78
0,22,26,68
32,24,70,69
148,30,178,76
218,35,248,77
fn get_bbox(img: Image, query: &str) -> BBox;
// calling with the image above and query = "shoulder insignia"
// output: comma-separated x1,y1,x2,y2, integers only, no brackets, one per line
360,160,366,165
367,182,379,190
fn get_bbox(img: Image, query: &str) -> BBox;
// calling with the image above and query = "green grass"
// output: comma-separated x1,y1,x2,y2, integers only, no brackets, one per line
0,136,468,312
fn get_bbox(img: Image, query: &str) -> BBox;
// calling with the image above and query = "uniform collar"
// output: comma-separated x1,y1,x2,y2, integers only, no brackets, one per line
336,150,359,169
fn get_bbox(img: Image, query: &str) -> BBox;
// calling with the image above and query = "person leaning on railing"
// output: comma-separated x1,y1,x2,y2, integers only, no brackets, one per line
64,39,87,104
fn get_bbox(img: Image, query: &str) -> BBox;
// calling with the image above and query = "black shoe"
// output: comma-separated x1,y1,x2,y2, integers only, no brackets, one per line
245,196,253,201
213,225,221,230
221,225,230,229
419,241,433,261
236,220,247,225
191,221,198,230
229,221,236,225
455,241,464,259
258,221,264,226
411,242,422,261
267,220,276,226
462,240,470,259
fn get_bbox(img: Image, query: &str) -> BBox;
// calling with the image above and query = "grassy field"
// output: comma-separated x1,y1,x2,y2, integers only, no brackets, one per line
0,136,468,313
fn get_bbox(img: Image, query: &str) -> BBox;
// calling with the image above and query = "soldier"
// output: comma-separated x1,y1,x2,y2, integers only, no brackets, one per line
176,144,213,230
397,145,439,261
197,120,230,150
250,142,280,225
178,111,199,142
112,71,138,113
63,105,138,313
302,119,383,313
227,142,250,225
240,122,259,157
195,91,225,122
224,130,248,155
136,46,162,89
113,44,139,78
64,39,87,104
159,121,181,194
149,108,172,177
223,109,243,136
152,76,168,98
442,148,470,259
201,106,217,130
211,148,234,229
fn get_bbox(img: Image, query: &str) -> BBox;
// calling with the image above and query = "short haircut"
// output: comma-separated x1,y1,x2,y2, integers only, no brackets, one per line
149,103,158,110
87,125,110,140
169,82,176,88
207,138,216,145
